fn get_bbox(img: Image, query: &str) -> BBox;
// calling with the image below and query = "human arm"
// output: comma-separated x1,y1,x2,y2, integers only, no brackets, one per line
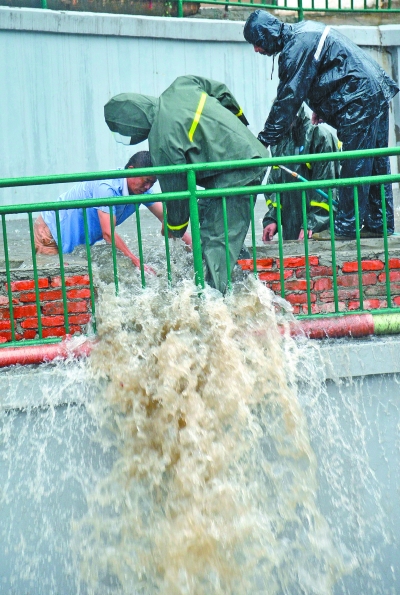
97,209,156,274
262,164,281,241
146,202,192,249
306,126,339,233
156,149,191,239
258,41,319,148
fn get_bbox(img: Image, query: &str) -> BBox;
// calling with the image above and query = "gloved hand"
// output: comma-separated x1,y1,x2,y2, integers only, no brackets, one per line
257,132,269,150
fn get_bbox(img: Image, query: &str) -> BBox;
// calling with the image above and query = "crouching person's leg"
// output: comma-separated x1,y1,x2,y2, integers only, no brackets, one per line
199,193,251,294
34,215,59,255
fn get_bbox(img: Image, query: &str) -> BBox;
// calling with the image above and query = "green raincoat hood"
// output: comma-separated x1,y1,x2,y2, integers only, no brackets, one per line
104,93,159,145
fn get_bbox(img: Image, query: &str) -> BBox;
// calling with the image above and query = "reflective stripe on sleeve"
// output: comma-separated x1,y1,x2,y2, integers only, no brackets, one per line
167,220,189,231
306,162,312,170
188,93,207,142
310,200,330,211
236,108,243,117
266,199,281,208
314,26,330,62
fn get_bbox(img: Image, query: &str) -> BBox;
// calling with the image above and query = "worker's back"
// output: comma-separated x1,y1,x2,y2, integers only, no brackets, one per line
149,75,268,190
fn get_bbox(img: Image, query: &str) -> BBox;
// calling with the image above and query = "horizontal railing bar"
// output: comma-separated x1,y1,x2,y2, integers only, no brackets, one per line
195,174,400,198
0,337,63,349
182,0,400,9
0,191,190,215
1,173,399,216
1,147,400,189
297,307,400,320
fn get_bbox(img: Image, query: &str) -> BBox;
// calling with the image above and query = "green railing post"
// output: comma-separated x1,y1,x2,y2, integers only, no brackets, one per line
328,189,339,313
135,206,146,289
250,195,258,280
187,170,205,290
1,215,16,342
177,0,183,17
162,202,173,288
83,208,97,333
55,211,70,334
108,207,119,296
222,196,232,292
276,192,285,300
354,187,364,311
41,0,47,7
297,0,304,21
28,213,44,340
381,183,391,308
301,190,312,315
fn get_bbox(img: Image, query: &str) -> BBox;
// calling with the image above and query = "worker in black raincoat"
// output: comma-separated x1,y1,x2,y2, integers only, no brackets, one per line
104,75,268,292
243,10,399,239
263,105,340,241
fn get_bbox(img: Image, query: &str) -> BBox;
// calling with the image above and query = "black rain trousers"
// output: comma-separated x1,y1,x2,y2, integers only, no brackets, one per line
335,105,394,236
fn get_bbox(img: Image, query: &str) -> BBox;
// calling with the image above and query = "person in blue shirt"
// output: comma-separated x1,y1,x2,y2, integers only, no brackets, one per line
34,151,191,273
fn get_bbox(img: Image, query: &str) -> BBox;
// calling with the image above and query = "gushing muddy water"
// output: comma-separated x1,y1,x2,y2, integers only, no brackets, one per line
73,268,349,595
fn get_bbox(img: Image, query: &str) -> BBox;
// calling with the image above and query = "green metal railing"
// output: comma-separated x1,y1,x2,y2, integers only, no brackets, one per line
33,0,400,19
175,0,400,20
1,145,400,348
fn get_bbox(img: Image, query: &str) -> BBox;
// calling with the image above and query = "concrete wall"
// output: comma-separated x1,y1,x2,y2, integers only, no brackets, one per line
0,7,399,208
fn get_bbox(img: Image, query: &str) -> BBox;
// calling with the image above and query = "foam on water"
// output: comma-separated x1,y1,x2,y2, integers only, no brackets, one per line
73,273,349,595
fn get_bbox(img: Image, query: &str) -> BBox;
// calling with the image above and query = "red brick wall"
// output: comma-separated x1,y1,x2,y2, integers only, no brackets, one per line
0,275,93,344
2,258,399,344
238,256,400,315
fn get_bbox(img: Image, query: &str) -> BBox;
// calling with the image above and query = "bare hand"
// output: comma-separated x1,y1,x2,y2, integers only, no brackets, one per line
262,223,277,242
161,222,192,251
143,264,157,275
311,112,324,125
132,256,156,275
298,229,313,240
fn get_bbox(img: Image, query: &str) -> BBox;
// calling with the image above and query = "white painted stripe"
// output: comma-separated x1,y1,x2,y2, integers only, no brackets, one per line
314,26,330,62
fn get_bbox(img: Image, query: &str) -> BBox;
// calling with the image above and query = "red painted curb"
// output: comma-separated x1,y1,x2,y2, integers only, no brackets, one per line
290,313,375,340
0,337,96,368
0,313,378,368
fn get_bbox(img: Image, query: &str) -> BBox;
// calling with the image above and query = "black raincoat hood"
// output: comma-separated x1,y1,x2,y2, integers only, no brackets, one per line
104,93,159,145
243,10,288,55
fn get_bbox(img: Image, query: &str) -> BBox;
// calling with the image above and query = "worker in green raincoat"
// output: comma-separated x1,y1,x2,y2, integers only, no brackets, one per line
263,105,340,242
104,75,268,293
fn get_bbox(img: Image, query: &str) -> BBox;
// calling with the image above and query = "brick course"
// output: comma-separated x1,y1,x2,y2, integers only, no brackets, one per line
0,273,93,343
238,256,400,315
2,254,400,344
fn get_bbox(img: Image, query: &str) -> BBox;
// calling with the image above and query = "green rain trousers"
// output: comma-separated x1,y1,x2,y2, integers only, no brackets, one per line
104,75,268,293
263,106,340,240
198,179,262,293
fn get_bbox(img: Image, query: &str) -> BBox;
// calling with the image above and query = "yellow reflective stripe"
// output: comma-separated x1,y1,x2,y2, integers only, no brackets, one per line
337,140,343,150
306,162,311,169
167,220,189,231
266,199,281,208
272,166,280,169
188,92,207,142
236,107,243,117
310,200,330,212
